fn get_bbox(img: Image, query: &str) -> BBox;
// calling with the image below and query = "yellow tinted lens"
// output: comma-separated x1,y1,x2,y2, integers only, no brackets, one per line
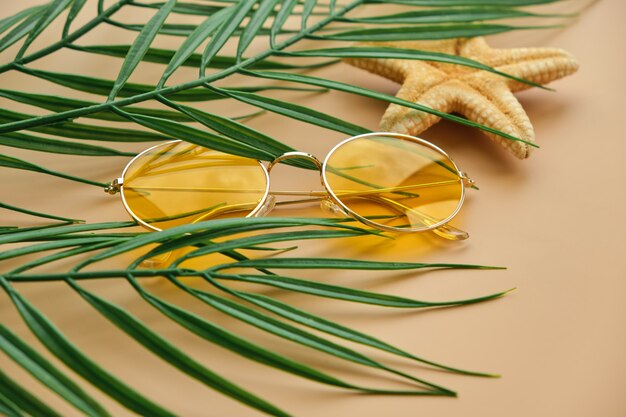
122,141,267,230
324,134,463,230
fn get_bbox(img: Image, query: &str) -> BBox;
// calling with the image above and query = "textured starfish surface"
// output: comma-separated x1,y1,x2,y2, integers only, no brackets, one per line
345,37,579,159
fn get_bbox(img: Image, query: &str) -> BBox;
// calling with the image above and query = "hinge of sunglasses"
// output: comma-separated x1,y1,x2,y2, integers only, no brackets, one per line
460,172,477,189
104,178,124,195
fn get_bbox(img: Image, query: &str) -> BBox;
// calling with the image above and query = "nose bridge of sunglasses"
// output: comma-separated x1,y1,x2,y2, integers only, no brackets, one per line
266,152,325,192
249,151,332,217
267,151,323,174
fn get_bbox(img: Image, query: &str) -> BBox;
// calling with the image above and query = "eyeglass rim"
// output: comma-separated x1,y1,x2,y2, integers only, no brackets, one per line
320,132,466,233
118,139,270,232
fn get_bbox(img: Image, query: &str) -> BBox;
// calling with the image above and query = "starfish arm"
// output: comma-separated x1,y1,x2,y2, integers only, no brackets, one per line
344,57,416,84
379,77,454,138
497,52,579,92
451,79,535,158
461,37,579,91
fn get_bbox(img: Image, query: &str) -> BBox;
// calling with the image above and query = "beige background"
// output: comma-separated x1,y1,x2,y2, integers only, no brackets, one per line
1,1,625,416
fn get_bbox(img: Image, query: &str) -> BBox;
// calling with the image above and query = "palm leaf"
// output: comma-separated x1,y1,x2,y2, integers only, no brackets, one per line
339,7,561,24
108,0,177,101
312,23,559,42
0,367,64,417
276,46,549,89
0,6,46,53
0,326,111,417
271,0,298,46
0,131,133,156
230,292,497,376
70,44,319,71
0,153,104,186
211,86,370,135
16,0,74,59
238,0,281,60
159,6,236,86
0,202,80,223
201,0,257,73
0,5,45,36
62,0,87,37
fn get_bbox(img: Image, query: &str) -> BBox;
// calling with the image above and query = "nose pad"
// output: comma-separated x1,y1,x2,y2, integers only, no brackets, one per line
320,198,348,217
252,194,276,217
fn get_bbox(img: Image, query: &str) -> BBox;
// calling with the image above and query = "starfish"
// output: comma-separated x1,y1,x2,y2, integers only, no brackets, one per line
344,37,579,159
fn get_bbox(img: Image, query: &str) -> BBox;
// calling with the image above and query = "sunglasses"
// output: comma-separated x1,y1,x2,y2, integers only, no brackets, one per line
105,132,475,240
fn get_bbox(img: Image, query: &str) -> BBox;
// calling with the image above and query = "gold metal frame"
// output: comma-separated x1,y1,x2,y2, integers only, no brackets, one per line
322,132,467,234
107,133,473,238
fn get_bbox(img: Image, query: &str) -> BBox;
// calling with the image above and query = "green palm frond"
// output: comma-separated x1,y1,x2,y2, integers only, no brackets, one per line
1,217,506,416
0,0,568,415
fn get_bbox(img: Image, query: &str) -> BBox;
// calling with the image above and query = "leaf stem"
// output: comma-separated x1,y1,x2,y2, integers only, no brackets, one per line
3,268,181,282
